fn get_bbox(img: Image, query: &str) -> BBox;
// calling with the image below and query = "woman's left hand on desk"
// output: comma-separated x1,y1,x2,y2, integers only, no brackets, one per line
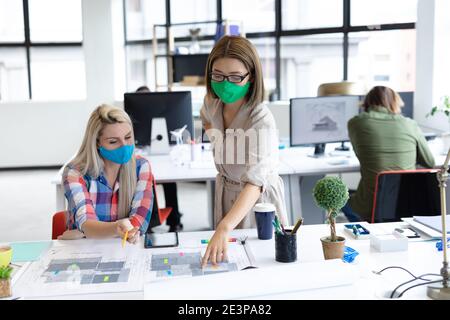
201,227,229,267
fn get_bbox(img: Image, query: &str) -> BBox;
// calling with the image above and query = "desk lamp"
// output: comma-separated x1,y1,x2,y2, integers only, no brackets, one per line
427,148,450,299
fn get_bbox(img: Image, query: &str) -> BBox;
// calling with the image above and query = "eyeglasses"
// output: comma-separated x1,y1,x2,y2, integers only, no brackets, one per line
210,72,249,83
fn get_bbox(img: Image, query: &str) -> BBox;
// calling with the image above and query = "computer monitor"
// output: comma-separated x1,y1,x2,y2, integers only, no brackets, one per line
290,95,360,157
358,91,414,118
398,91,413,118
124,91,193,147
172,54,209,83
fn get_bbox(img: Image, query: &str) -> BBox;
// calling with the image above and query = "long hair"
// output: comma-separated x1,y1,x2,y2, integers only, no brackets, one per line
68,104,137,219
362,86,404,114
205,35,265,108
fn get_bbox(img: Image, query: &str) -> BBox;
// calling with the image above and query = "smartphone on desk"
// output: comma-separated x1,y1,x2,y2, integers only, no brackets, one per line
144,232,179,248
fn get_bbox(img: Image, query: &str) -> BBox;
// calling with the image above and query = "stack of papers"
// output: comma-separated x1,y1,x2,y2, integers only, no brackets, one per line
413,215,450,234
401,215,450,240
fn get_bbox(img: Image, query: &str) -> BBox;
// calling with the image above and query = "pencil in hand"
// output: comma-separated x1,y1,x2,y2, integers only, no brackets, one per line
122,230,129,248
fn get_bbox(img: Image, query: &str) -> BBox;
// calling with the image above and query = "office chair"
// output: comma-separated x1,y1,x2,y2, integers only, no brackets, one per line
52,211,68,240
147,175,173,231
371,169,441,223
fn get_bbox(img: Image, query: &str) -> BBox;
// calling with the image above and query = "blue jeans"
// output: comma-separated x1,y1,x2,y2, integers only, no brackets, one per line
341,201,363,222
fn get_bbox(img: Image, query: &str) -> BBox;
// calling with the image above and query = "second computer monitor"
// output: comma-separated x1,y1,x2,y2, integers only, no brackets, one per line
290,95,360,155
124,91,193,147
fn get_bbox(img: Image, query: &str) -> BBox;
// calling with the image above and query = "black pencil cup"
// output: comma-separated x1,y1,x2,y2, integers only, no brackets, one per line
275,229,297,263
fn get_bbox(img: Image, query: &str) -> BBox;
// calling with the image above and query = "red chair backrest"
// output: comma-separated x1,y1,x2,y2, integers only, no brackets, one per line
52,211,67,239
147,174,172,231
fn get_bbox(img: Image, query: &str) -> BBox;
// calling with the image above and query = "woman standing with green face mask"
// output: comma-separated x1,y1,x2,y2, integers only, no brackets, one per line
200,36,288,266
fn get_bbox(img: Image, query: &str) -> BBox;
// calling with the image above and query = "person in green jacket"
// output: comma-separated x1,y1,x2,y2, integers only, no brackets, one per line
342,86,436,222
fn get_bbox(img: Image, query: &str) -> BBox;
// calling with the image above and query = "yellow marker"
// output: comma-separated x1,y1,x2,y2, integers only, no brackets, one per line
122,230,128,248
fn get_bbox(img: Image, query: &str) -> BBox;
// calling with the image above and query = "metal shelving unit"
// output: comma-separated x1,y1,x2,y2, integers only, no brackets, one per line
152,19,244,91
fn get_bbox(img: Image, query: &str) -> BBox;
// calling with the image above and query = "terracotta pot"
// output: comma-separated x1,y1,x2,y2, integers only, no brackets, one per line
320,236,346,260
0,279,11,298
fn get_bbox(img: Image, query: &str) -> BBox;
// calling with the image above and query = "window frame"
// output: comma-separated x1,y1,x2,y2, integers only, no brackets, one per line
123,0,416,99
0,0,83,100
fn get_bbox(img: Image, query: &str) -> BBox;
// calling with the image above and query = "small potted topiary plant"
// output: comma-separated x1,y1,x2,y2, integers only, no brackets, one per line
0,265,13,298
313,176,349,260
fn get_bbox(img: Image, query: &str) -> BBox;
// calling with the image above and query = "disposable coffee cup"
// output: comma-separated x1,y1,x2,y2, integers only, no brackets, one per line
275,229,297,263
253,203,276,240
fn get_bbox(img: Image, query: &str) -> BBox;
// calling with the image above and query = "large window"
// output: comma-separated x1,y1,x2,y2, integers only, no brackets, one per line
0,0,24,42
281,34,343,99
170,0,216,24
28,0,83,42
282,0,343,30
30,47,86,100
351,0,417,26
123,0,418,101
252,38,276,99
0,0,85,101
348,30,416,92
0,48,28,101
125,0,166,40
222,0,275,34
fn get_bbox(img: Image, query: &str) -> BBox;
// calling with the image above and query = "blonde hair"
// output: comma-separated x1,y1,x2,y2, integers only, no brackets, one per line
68,104,137,219
362,86,404,114
205,35,264,108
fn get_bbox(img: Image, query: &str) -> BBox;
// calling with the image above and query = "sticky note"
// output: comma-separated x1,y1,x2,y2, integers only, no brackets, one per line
164,258,168,264
104,276,109,282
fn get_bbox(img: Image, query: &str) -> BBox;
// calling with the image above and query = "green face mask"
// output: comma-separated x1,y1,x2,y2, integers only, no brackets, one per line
211,80,250,104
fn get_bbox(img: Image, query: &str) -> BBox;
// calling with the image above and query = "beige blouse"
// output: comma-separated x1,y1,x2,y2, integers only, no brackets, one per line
200,96,288,228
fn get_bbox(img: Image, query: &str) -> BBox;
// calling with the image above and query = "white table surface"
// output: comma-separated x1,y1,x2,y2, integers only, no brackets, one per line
5,221,445,300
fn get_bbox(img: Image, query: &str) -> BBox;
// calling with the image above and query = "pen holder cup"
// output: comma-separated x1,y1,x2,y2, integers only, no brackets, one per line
275,230,297,263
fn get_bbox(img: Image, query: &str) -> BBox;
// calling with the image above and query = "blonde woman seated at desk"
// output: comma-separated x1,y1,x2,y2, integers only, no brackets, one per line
59,105,154,244
200,36,288,266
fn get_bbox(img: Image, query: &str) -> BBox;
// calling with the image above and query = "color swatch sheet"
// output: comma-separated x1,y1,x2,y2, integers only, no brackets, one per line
13,239,146,298
145,239,255,282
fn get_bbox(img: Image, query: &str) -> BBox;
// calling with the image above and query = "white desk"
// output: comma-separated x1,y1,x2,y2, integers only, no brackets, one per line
51,149,295,228
6,222,444,300
51,139,447,227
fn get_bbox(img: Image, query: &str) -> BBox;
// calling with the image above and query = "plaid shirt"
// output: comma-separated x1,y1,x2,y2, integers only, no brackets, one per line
62,156,153,234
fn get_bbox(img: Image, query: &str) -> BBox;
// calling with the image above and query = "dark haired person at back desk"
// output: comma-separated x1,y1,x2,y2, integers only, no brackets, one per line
342,85,435,223
136,86,184,232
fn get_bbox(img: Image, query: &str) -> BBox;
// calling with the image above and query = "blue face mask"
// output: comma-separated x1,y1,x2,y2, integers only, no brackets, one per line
98,144,134,164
